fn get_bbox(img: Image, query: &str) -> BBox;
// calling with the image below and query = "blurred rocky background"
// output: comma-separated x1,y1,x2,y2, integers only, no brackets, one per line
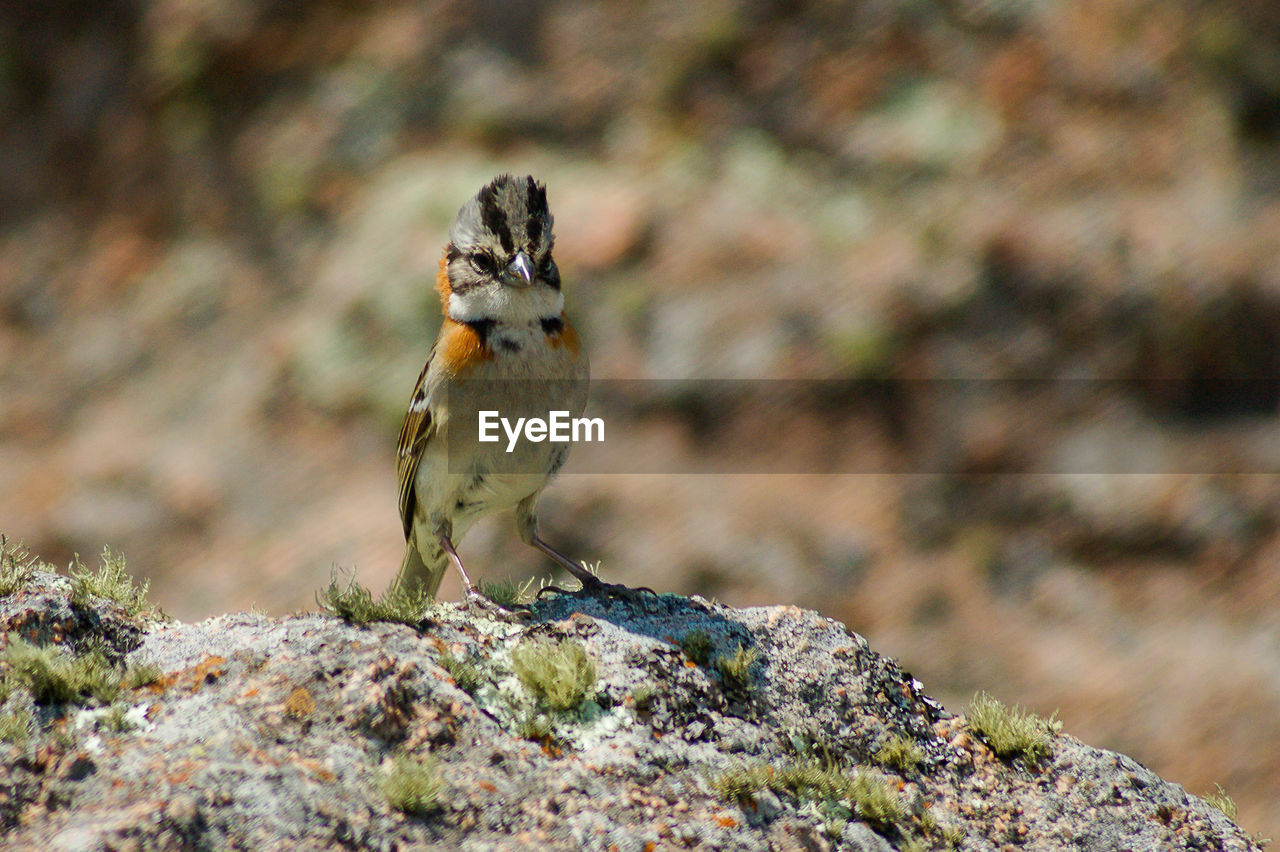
1,0,1278,838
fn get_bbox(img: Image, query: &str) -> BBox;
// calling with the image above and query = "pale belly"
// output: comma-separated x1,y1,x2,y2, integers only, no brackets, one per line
413,436,569,540
414,324,587,540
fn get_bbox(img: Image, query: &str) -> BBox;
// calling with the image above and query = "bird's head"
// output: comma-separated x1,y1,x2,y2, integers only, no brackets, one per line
441,174,562,323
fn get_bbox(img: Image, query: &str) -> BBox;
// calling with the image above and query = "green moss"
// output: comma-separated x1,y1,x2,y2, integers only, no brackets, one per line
3,639,122,706
123,663,163,690
317,574,431,627
874,733,925,773
69,547,163,620
678,630,714,666
1200,786,1270,847
779,759,857,802
1204,783,1238,821
965,692,1058,761
715,644,760,688
437,648,481,693
712,758,903,828
777,762,902,825
0,535,39,596
711,762,771,803
478,578,533,608
844,770,905,826
383,754,443,816
510,638,596,711
0,706,33,744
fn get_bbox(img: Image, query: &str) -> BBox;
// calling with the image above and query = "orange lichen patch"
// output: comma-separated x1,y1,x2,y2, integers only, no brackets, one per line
159,654,227,693
297,759,335,782
477,780,497,793
132,677,168,696
193,655,226,685
715,814,738,828
547,316,581,354
765,605,803,627
285,686,315,718
438,319,494,376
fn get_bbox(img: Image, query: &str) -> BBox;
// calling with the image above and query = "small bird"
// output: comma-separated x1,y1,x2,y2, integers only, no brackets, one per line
394,174,612,613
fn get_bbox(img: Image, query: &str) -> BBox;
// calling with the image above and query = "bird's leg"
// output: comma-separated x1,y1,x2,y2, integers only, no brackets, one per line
529,536,657,601
515,495,655,601
531,536,603,587
439,534,531,620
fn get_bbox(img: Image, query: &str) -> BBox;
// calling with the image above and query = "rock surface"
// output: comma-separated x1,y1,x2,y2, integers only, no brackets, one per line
0,570,1261,851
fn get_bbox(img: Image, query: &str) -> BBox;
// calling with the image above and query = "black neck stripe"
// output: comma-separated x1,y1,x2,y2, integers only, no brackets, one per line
462,318,496,347
540,316,564,335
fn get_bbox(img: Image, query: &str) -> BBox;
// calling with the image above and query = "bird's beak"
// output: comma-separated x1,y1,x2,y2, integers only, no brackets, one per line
507,251,534,285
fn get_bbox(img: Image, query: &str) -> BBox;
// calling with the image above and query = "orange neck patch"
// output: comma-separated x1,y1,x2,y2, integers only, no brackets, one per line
438,317,494,375
435,254,452,315
548,314,581,354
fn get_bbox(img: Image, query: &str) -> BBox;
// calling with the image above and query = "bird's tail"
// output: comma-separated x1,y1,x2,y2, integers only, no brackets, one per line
396,532,448,599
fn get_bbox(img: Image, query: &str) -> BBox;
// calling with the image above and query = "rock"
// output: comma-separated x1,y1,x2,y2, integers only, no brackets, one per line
0,569,1262,851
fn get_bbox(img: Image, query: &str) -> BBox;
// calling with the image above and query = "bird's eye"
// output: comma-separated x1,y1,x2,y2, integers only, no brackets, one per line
469,252,498,275
540,256,559,283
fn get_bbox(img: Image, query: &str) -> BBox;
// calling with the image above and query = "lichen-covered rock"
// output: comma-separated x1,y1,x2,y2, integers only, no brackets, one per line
0,571,1261,851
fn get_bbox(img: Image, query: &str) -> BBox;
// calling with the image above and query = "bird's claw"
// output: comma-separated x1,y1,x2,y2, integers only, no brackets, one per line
536,575,658,603
535,583,576,600
464,589,534,622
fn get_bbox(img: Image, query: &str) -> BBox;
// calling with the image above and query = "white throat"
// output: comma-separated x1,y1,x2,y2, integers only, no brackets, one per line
447,284,564,324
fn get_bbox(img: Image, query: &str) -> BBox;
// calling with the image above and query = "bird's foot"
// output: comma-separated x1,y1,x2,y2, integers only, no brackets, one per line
464,588,533,622
536,574,658,603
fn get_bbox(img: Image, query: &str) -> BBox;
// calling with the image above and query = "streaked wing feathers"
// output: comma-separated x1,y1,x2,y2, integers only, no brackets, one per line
396,354,434,539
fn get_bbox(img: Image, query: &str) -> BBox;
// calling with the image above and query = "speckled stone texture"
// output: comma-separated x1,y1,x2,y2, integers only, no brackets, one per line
0,572,1262,851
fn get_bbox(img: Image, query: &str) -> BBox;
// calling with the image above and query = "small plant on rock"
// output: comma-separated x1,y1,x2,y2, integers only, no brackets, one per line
511,637,596,711
678,630,714,666
715,643,760,688
3,638,123,706
0,706,33,744
123,663,163,690
383,754,444,816
317,573,430,627
874,732,925,773
69,547,163,620
478,578,534,608
1204,783,1238,821
712,758,904,830
965,692,1059,761
437,648,482,693
0,536,39,596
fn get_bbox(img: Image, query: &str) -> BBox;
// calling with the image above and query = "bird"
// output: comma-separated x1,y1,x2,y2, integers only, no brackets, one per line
394,174,615,614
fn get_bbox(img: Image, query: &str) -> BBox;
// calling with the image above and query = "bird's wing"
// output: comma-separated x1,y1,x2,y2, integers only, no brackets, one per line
396,353,435,539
